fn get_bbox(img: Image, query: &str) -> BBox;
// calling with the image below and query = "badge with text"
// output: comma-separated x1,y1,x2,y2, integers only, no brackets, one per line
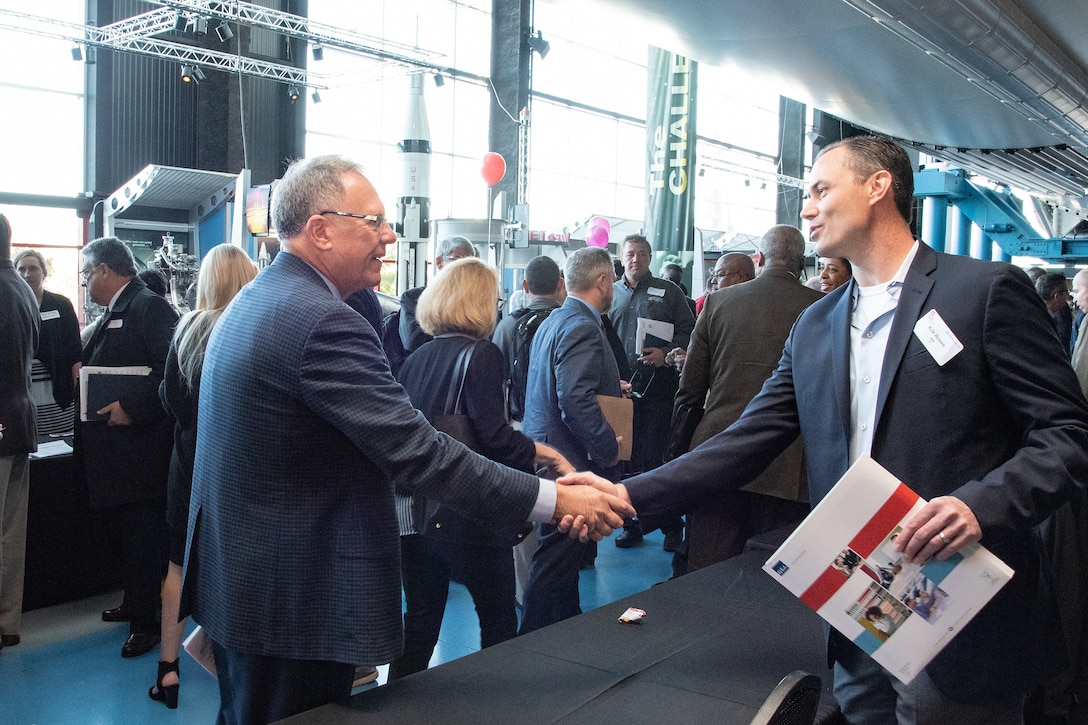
913,309,963,366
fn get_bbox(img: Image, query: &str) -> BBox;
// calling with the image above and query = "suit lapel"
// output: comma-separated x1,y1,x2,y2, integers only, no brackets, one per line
874,244,936,426
831,283,854,446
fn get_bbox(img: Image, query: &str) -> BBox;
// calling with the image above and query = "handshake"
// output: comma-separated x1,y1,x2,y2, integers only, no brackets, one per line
551,472,636,543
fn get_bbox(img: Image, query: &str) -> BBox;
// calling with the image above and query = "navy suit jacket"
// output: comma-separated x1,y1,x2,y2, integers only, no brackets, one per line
625,243,1088,701
522,296,621,476
182,251,540,666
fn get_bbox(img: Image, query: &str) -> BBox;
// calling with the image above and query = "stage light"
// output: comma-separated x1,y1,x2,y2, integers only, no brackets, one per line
527,31,550,59
173,13,187,31
215,21,233,42
192,66,206,83
181,65,194,83
311,90,322,104
192,17,208,37
287,85,301,102
433,73,445,87
71,46,83,61
312,44,324,61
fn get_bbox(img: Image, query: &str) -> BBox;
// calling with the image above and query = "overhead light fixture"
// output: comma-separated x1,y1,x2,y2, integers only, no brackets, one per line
215,21,233,42
192,16,208,37
70,46,83,61
181,65,194,83
287,85,301,102
433,73,445,87
173,13,187,31
311,44,324,61
760,182,767,190
527,30,550,59
192,66,206,83
86,47,97,64
311,90,322,104
745,179,751,187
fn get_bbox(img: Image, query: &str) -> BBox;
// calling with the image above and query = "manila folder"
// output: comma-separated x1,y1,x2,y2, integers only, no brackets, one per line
596,395,633,461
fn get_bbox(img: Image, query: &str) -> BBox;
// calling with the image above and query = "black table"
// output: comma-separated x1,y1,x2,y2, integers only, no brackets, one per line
24,438,120,610
284,549,839,724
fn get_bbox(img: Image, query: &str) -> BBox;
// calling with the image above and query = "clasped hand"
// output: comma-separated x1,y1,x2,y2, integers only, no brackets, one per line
552,472,635,542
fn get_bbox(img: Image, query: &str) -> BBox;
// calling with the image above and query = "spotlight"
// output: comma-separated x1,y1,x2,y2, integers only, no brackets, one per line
697,167,705,177
215,21,233,42
173,13,187,31
86,47,97,64
527,30,550,59
71,46,83,61
745,179,751,187
311,90,322,104
181,65,194,83
192,66,206,82
311,44,324,61
287,85,301,102
760,182,767,190
192,16,208,37
433,73,445,87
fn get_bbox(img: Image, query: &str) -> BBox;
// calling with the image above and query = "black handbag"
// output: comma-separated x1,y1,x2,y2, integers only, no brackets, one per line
424,340,533,546
430,340,479,449
663,401,704,462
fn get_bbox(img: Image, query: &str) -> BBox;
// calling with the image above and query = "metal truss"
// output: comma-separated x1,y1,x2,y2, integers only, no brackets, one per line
0,2,445,90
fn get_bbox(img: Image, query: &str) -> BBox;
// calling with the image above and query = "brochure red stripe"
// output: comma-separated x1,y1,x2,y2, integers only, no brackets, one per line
799,482,918,611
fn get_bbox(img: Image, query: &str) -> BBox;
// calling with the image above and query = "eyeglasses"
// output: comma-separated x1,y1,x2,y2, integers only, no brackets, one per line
80,263,102,283
320,210,387,230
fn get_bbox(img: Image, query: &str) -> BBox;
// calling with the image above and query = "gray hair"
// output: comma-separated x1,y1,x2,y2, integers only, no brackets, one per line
272,155,365,241
436,235,477,261
83,236,137,277
565,247,614,293
759,225,806,273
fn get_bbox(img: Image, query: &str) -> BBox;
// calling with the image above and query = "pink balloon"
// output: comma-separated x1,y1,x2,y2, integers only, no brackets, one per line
586,226,610,248
481,152,506,187
589,216,611,234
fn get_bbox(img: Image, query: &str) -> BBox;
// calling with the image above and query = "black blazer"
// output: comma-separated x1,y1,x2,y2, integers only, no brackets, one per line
0,261,40,456
79,278,178,507
36,289,82,408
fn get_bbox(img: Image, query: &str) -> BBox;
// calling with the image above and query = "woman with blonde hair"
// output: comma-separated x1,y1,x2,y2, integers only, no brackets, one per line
149,244,257,708
391,256,573,679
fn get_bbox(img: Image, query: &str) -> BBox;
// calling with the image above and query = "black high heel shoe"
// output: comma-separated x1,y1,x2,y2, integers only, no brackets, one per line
149,659,179,709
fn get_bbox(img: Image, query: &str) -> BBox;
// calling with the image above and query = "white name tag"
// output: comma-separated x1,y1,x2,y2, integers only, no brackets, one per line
913,309,963,366
107,318,124,329
40,309,60,321
647,286,665,297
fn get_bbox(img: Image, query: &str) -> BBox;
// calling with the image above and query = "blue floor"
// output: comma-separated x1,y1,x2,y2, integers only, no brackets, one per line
0,531,674,724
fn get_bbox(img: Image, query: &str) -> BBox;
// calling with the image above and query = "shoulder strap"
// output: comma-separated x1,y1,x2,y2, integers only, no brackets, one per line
444,339,481,415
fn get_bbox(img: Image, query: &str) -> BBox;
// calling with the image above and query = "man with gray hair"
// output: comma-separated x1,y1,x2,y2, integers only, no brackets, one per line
80,236,178,658
672,224,822,573
383,234,477,374
182,156,631,723
519,246,625,633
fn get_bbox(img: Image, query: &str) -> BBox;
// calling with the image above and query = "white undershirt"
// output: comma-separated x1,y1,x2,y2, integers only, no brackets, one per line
848,242,919,464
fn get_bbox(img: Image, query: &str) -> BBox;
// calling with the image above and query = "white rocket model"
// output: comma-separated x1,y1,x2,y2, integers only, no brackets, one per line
397,73,432,292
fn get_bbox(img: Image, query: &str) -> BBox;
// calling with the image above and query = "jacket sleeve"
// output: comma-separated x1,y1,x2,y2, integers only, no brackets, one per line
464,341,536,472
555,321,619,466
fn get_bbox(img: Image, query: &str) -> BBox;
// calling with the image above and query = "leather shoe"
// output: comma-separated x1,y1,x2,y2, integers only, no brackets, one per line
121,632,161,658
102,605,131,622
1,634,20,647
662,528,683,552
615,527,643,548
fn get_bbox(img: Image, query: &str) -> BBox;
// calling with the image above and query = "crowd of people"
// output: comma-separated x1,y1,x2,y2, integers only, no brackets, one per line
2,137,1088,724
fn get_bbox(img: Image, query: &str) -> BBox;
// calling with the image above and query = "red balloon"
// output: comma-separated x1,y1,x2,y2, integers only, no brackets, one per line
481,152,506,187
586,226,610,248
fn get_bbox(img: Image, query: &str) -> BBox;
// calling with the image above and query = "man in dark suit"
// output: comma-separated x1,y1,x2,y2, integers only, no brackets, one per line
80,236,178,658
568,137,1088,722
674,224,822,572
519,247,623,633
182,155,631,724
0,213,39,653
1036,271,1073,356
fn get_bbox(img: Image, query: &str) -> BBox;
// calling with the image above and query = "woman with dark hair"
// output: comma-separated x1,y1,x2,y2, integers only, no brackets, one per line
818,256,853,294
14,249,82,434
390,257,573,679
149,244,257,709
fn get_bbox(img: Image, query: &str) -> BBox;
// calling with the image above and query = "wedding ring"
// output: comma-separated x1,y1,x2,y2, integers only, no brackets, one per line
937,531,949,544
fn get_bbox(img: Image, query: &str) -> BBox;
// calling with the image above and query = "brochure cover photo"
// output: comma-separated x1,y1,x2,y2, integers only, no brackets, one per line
763,456,1014,684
